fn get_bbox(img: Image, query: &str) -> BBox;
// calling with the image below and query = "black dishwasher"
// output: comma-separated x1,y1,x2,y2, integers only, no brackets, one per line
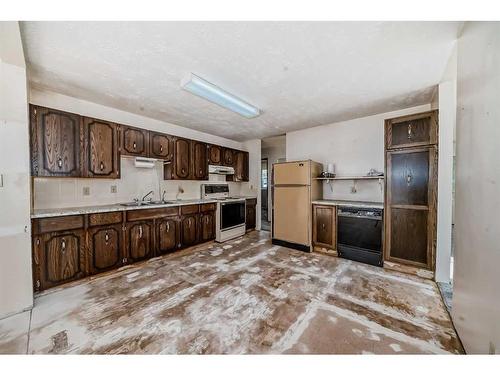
337,206,383,267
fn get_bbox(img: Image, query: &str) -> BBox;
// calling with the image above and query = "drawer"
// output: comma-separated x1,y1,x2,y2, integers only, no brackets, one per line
200,203,216,212
88,211,123,227
34,215,84,234
246,198,257,206
127,206,179,222
181,204,199,215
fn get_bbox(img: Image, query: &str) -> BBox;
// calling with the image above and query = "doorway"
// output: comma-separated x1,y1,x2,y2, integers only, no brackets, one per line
261,158,270,231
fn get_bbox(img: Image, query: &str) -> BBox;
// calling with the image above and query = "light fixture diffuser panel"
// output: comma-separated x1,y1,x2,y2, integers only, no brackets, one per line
182,74,261,118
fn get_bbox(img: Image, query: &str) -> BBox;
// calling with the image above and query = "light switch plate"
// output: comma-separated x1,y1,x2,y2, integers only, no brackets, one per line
83,186,90,196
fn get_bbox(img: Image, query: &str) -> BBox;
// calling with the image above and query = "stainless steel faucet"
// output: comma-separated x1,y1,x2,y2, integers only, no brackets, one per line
141,190,154,202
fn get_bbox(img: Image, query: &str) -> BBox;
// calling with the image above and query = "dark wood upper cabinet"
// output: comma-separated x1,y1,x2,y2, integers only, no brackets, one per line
385,110,438,150
150,132,174,161
164,137,191,180
181,215,198,247
126,221,154,263
121,126,149,157
208,144,222,165
156,218,179,255
192,141,208,180
88,224,123,275
222,148,234,167
34,230,86,291
82,118,120,178
312,205,336,251
231,151,249,182
199,212,215,242
30,105,81,177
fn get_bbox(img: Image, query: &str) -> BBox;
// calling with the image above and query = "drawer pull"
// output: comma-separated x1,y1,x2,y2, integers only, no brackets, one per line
407,174,412,184
133,142,137,149
57,158,63,168
100,162,104,171
407,123,413,139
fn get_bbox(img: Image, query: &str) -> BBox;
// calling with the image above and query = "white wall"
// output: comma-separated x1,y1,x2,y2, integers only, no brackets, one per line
435,44,457,283
30,89,259,209
452,22,500,354
286,104,431,202
0,22,33,318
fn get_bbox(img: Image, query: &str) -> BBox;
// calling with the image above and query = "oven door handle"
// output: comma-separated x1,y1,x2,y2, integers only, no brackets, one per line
337,213,382,220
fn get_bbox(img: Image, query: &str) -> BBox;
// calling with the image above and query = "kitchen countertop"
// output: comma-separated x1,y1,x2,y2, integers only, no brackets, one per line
31,196,258,219
312,199,384,209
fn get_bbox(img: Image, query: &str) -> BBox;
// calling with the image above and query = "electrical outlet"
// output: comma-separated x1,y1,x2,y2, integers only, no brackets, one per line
111,185,117,193
83,186,90,196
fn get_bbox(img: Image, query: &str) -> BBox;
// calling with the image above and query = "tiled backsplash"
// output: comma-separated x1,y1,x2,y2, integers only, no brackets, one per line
33,157,254,209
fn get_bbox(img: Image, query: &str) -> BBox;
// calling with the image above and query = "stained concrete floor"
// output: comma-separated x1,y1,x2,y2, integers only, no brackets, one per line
0,231,463,354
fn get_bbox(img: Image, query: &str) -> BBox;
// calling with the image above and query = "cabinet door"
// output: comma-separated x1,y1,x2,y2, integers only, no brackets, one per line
30,105,81,177
312,205,336,250
157,218,179,255
208,144,222,165
174,137,191,179
199,212,215,242
222,148,234,167
83,118,120,178
245,203,256,231
242,152,249,181
126,221,154,263
150,132,173,161
385,110,437,150
38,230,86,290
122,126,149,157
181,215,198,247
192,141,208,180
385,147,437,269
88,224,123,274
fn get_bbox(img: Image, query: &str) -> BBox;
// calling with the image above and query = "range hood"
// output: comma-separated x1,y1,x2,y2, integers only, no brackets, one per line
134,157,158,168
209,165,235,175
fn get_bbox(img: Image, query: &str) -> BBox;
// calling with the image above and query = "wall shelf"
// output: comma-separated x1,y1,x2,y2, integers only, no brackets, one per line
314,175,384,193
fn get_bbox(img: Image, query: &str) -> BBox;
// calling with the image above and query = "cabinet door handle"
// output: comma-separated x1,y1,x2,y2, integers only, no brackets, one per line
407,123,413,139
61,239,66,252
57,158,63,168
188,220,191,228
105,232,109,243
133,142,137,149
407,174,412,184
100,162,104,171
139,225,143,238
322,223,326,230
160,145,163,153
166,222,170,232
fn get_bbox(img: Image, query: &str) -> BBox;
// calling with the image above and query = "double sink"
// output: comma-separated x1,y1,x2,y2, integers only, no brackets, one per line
120,200,178,207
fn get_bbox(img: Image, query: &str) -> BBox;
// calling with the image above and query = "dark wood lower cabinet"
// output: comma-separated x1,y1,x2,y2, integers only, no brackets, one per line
32,203,219,292
126,221,154,263
33,230,86,291
181,215,199,247
246,198,257,231
312,205,336,252
156,218,180,255
199,212,215,242
88,224,124,275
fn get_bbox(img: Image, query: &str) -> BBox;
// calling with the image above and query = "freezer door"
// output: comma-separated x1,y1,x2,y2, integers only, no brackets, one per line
273,185,310,246
273,161,310,186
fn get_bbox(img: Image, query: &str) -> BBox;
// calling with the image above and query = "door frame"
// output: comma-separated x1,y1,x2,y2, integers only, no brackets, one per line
261,158,269,222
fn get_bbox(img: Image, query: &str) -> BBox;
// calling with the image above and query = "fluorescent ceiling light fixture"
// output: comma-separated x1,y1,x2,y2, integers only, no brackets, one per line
182,74,261,118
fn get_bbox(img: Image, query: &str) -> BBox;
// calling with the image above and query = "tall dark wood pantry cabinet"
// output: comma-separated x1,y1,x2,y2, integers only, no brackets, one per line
384,110,438,271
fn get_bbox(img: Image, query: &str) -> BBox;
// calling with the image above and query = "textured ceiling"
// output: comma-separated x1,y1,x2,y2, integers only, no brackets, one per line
20,22,460,141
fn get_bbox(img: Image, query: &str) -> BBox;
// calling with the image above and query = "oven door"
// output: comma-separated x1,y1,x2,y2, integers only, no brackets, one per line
220,201,246,230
